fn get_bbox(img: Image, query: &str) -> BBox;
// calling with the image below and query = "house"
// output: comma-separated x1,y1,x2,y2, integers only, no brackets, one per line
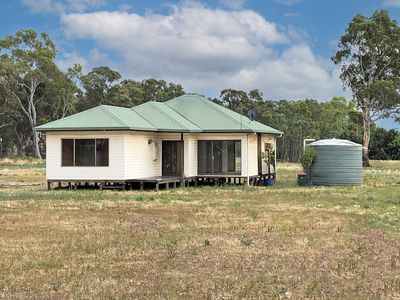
35,94,283,190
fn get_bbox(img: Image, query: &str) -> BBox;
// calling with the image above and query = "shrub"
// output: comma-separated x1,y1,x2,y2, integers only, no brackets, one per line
301,147,315,173
239,235,253,247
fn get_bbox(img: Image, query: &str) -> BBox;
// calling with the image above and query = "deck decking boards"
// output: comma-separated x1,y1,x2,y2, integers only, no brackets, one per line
46,174,275,190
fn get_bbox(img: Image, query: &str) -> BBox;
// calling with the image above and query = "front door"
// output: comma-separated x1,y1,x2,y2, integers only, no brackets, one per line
162,141,182,176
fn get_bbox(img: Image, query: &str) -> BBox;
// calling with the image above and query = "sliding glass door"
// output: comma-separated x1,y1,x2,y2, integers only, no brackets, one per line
198,140,241,175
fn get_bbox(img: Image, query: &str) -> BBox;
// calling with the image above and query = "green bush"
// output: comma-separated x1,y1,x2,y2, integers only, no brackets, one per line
301,147,315,173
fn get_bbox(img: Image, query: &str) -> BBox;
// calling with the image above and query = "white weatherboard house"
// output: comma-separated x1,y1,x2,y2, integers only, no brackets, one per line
36,94,283,190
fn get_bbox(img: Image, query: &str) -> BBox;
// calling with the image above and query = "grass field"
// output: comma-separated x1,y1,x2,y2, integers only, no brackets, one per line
0,159,400,299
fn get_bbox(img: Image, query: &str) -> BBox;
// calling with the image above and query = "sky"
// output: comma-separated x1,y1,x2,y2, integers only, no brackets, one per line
1,0,399,129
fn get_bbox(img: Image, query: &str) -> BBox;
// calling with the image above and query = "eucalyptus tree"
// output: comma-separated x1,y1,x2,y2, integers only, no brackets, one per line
78,66,122,110
333,10,400,166
0,30,62,158
140,78,184,103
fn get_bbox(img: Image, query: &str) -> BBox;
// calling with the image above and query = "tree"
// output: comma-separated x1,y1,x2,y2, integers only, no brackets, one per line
220,89,250,112
0,30,59,158
369,128,400,159
140,79,184,102
78,66,121,110
77,70,185,109
333,10,400,166
39,66,79,123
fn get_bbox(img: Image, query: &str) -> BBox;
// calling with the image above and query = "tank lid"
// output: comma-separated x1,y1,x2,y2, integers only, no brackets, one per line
309,138,362,147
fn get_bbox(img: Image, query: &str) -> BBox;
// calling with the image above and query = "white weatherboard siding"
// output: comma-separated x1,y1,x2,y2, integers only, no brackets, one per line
247,134,258,177
184,135,198,177
46,131,125,180
124,132,196,179
46,131,275,180
124,131,160,179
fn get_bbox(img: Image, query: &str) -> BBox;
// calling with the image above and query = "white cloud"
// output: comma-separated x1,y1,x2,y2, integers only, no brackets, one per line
383,0,400,7
232,45,344,100
219,0,246,9
62,3,288,75
56,50,88,72
60,2,345,100
21,0,105,14
56,48,118,74
276,0,302,6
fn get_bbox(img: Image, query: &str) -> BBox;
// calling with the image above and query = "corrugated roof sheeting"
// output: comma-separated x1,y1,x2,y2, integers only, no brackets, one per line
35,94,283,135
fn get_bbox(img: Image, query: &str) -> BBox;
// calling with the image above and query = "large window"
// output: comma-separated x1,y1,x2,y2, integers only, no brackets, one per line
61,139,109,167
198,140,241,175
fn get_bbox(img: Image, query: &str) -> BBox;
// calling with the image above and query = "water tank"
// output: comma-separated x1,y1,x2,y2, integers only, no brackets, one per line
308,139,363,186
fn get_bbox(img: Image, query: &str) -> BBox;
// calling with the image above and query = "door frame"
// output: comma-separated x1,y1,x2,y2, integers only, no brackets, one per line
161,140,182,176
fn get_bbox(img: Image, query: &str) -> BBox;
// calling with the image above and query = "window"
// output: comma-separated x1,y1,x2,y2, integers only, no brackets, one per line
198,140,212,174
96,139,109,166
198,140,241,175
75,139,95,166
61,139,74,166
61,139,109,167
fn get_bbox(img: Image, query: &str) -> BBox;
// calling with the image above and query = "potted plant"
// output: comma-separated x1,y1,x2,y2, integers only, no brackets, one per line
262,150,275,186
299,146,314,186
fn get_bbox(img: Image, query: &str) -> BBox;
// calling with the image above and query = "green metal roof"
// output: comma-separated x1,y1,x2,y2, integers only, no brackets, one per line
132,101,202,132
35,105,154,131
166,95,282,134
36,94,283,135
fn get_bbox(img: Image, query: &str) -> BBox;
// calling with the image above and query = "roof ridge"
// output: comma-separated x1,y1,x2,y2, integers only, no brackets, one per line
164,101,204,130
100,106,130,128
148,102,188,130
198,97,253,131
130,106,160,130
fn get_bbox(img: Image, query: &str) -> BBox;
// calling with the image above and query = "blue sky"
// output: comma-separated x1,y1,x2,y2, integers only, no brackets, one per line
1,0,399,129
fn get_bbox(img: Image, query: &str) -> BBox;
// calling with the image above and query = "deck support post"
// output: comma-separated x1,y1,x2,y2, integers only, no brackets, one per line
155,183,159,191
180,133,185,187
47,181,51,191
140,182,144,191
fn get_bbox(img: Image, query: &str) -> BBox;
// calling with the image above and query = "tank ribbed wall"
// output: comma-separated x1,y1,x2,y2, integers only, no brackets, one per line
309,143,363,186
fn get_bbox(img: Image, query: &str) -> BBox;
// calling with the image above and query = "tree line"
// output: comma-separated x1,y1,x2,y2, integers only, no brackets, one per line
214,89,399,161
0,9,399,162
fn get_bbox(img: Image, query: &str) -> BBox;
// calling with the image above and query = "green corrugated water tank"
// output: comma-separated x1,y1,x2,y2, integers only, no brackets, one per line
308,139,363,186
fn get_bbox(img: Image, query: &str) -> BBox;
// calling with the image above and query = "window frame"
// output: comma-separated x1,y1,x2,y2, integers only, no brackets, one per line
197,139,241,175
61,138,109,167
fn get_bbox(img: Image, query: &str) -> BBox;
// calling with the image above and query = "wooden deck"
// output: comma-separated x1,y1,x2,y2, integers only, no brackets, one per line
127,176,189,191
46,174,275,191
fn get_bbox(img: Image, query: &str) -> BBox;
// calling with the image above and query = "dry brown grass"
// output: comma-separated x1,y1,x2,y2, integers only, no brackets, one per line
0,160,399,299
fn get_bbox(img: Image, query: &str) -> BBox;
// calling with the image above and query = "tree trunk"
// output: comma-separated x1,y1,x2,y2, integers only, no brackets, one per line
33,129,42,159
13,79,43,159
362,103,371,167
